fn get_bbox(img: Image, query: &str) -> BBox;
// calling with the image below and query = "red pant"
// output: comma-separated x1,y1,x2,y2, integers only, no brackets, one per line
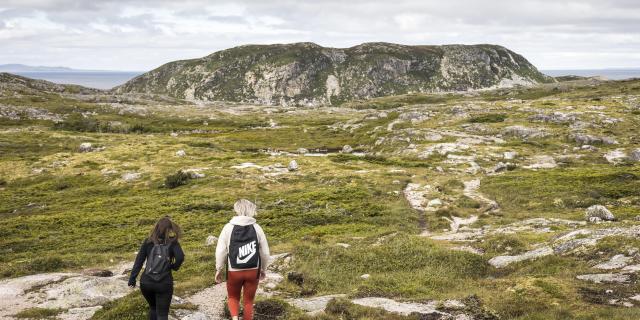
226,269,259,320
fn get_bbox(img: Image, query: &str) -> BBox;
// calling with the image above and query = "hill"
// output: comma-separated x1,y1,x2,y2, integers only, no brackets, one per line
116,42,554,106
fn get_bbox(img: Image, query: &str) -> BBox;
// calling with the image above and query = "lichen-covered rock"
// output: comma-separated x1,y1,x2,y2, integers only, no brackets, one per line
630,149,640,162
586,205,615,221
116,42,553,106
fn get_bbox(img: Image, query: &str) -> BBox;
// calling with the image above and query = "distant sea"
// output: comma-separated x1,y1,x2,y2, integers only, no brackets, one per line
541,69,640,80
11,71,143,90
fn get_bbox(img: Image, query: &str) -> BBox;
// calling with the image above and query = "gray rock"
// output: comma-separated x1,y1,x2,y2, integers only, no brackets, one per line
79,142,93,152
572,134,617,145
576,273,630,284
502,125,547,139
585,205,615,221
488,246,554,268
604,149,628,163
176,150,186,157
351,297,448,317
524,155,557,169
121,172,141,182
503,151,518,160
288,160,299,171
529,112,577,124
288,294,347,314
630,149,640,162
594,254,633,270
342,145,353,153
297,148,309,154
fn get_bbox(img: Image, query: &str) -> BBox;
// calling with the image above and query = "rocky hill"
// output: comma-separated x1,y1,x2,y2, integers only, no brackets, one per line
0,72,100,95
115,42,554,106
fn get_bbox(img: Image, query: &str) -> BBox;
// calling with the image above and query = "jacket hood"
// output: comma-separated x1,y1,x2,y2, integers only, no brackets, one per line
230,215,256,226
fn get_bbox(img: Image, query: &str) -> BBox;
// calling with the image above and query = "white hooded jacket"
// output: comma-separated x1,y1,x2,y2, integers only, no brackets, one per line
215,215,270,272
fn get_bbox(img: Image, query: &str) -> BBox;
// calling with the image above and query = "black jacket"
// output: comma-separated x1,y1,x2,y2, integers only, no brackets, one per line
128,239,184,286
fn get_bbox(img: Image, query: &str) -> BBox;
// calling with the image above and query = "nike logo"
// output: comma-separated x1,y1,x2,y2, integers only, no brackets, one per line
236,241,257,264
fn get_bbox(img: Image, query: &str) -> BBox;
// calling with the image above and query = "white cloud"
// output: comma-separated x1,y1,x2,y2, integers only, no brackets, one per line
0,0,638,70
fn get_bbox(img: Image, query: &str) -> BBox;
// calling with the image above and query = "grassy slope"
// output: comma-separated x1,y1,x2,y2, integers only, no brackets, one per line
1,78,639,319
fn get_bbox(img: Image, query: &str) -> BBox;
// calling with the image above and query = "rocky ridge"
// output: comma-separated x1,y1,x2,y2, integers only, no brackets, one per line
116,42,553,106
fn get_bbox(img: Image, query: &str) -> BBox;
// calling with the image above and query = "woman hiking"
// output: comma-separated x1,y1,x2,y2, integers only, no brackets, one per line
128,216,185,320
215,199,271,320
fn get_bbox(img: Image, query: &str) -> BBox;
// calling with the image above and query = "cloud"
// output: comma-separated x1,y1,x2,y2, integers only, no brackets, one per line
0,0,638,70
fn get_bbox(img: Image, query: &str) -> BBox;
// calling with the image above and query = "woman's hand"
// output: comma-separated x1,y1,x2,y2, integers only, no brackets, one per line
259,270,266,280
215,271,223,284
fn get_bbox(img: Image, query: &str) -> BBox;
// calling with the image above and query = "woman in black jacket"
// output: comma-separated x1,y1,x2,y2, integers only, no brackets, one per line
128,216,185,320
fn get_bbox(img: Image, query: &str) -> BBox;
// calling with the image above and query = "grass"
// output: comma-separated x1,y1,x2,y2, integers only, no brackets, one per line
2,78,640,319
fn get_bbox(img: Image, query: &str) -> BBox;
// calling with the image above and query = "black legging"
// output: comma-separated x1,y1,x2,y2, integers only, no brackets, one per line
140,282,173,320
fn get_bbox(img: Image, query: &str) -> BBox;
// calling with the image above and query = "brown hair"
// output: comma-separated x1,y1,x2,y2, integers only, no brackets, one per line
148,216,182,245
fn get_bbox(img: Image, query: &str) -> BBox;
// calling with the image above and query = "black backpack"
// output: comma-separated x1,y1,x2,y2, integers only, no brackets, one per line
144,243,171,281
228,225,260,269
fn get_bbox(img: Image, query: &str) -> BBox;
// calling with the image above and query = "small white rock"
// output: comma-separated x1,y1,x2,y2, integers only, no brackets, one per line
360,274,370,280
342,145,353,153
205,235,218,246
176,150,186,157
288,160,299,171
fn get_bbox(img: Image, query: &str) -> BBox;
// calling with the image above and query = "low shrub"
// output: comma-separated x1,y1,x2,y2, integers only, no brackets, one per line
164,170,190,189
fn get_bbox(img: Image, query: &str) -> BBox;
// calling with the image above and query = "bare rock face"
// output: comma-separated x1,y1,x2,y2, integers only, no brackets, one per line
585,205,615,221
116,42,552,106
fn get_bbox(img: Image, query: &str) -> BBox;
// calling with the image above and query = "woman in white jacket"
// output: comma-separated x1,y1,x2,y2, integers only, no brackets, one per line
215,199,270,320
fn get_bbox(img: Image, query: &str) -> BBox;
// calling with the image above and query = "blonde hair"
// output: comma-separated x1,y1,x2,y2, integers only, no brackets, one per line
234,199,257,217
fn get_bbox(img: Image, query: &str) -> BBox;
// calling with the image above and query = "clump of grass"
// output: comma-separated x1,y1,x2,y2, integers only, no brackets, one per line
164,170,191,189
25,256,76,274
14,307,62,319
469,113,507,123
253,298,291,320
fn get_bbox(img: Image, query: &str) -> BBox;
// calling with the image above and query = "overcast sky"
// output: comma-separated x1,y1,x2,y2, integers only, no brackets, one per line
0,0,639,71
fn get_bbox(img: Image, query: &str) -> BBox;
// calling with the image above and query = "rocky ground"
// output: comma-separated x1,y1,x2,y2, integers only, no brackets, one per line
1,77,640,319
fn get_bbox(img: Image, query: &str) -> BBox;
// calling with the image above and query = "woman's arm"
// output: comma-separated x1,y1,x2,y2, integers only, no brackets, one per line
171,241,185,271
128,241,147,287
255,224,271,272
215,224,231,272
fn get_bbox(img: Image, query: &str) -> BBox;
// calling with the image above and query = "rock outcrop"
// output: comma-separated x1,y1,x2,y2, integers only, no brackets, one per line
116,42,553,106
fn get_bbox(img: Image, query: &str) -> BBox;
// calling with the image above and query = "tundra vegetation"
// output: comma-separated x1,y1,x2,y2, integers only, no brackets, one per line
1,72,640,319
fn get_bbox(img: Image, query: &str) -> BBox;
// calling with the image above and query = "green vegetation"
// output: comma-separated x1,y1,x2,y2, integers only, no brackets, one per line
2,76,640,319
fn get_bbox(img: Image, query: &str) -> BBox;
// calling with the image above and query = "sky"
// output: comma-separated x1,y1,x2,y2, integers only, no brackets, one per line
0,0,639,71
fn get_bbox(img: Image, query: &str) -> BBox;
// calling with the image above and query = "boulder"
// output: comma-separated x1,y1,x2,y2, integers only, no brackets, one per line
288,160,299,171
342,145,353,153
79,142,93,152
585,205,615,221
